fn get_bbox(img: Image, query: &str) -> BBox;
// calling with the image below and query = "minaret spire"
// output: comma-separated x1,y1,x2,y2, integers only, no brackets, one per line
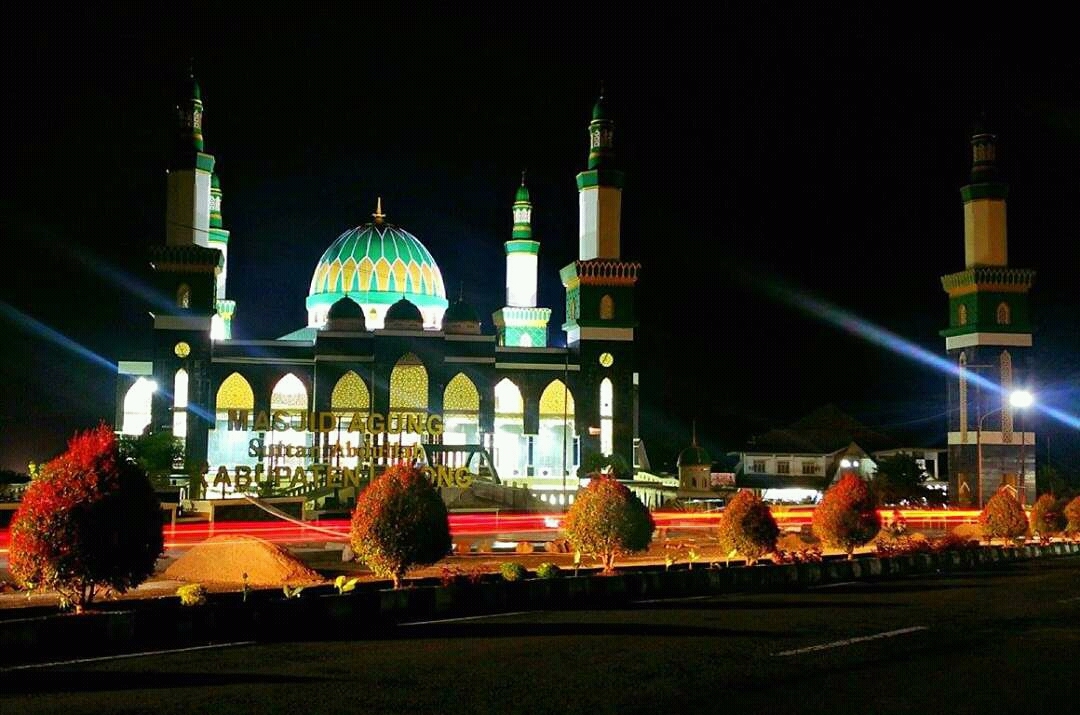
373,196,386,225
493,172,550,346
176,61,204,155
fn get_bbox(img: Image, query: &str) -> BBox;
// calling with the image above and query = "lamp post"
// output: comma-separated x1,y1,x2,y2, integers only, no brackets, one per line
976,389,1034,508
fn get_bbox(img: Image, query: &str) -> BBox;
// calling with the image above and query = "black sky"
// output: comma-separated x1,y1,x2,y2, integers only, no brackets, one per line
4,5,1079,473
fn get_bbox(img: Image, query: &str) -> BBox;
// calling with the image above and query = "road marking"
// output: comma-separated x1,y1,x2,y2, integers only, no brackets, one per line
0,641,257,672
632,595,715,604
807,581,861,590
773,627,928,656
1059,596,1080,604
399,611,535,626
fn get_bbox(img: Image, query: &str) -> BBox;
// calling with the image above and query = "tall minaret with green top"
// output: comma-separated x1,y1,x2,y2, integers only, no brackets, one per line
576,92,623,260
493,172,552,346
166,67,215,249
942,126,1036,507
561,92,640,470
209,172,235,339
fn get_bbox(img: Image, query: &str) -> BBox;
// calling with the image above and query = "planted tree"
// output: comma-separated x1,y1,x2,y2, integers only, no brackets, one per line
978,488,1028,544
8,424,164,613
349,463,451,588
870,453,928,506
580,451,632,479
716,489,779,562
1062,496,1080,537
812,473,881,559
563,475,654,573
1029,493,1067,538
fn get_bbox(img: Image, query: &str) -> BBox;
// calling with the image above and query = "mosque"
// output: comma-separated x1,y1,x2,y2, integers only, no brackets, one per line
114,72,642,505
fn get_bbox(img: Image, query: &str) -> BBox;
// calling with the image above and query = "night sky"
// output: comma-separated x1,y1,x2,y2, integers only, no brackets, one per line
4,6,1078,475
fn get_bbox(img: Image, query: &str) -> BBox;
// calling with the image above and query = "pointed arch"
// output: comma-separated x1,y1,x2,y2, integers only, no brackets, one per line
494,377,524,416
600,377,614,456
600,294,615,320
539,379,575,419
271,373,308,410
173,368,189,439
331,370,370,410
444,373,480,414
177,283,191,309
390,353,428,411
996,302,1011,325
957,303,967,326
517,333,533,347
121,377,155,436
216,372,254,411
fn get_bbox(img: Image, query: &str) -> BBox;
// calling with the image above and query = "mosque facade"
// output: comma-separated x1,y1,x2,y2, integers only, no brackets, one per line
115,73,641,502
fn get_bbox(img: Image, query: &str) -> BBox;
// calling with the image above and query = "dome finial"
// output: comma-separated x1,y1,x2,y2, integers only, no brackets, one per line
521,169,527,186
373,196,386,225
458,280,464,302
692,420,697,447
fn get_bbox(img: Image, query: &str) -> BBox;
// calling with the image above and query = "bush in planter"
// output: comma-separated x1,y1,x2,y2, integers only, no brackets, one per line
1065,496,1080,537
811,473,881,559
349,463,451,589
177,583,208,606
563,475,654,574
8,424,164,613
536,562,562,579
500,562,528,582
561,479,652,574
716,490,779,562
1029,493,1067,539
977,488,1028,544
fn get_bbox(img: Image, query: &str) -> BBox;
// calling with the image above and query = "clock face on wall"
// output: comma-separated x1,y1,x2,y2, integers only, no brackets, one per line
174,341,191,358
599,352,614,368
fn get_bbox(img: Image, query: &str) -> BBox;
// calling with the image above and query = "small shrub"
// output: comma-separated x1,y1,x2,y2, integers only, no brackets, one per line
951,523,981,540
1065,496,1080,537
176,583,208,607
978,489,1028,543
349,464,452,588
282,585,305,599
563,475,654,574
933,532,978,552
884,509,908,537
334,575,359,594
500,562,528,582
812,474,882,558
1029,493,1067,537
716,490,780,562
535,562,561,579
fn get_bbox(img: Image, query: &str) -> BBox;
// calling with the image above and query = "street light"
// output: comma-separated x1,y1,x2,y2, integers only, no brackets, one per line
976,389,1034,508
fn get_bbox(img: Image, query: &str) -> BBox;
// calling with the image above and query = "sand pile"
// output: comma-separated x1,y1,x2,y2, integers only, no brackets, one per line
163,535,324,587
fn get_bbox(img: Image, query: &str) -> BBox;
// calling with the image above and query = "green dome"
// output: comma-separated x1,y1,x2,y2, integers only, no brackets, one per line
592,95,609,121
677,445,712,468
211,173,221,189
444,299,479,324
515,182,530,202
307,221,448,327
386,296,423,322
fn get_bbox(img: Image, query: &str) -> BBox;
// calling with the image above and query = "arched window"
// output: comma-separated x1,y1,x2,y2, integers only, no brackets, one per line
517,332,533,347
443,373,480,446
600,294,615,320
389,353,428,412
121,377,156,436
957,303,967,326
177,284,191,309
216,372,255,412
996,302,1011,325
172,369,189,439
494,378,525,479
600,378,614,455
271,373,308,411
331,371,370,412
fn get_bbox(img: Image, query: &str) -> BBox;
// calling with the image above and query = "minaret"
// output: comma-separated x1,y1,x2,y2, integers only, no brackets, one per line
209,172,235,339
560,91,641,471
166,66,216,249
942,126,1036,508
492,172,551,347
576,92,624,260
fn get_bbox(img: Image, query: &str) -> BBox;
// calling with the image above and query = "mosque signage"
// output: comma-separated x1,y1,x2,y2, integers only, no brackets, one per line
205,410,476,491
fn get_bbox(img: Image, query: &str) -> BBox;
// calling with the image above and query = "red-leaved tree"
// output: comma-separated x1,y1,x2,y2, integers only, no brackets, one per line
9,424,164,613
716,489,780,562
1065,496,1080,538
1029,493,1067,538
563,475,654,573
349,463,451,588
978,488,1029,544
812,473,882,559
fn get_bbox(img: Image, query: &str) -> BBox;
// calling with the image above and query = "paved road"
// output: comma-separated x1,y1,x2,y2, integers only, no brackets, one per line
2,556,1077,715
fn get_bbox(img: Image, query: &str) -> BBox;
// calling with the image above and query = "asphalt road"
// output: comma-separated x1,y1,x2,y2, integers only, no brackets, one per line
2,556,1078,715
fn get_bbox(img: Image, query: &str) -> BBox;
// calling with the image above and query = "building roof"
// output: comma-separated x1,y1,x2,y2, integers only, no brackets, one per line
746,404,900,455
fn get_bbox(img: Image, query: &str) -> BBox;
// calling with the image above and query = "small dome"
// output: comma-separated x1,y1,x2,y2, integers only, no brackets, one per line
515,182,530,203
211,173,221,189
325,297,367,332
592,94,609,121
443,299,481,335
677,445,712,468
384,297,423,330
